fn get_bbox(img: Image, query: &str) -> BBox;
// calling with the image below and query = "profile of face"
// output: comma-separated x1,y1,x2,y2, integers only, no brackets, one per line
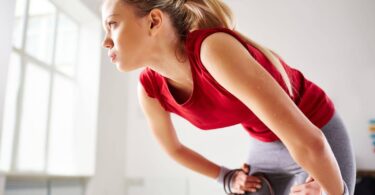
101,0,158,72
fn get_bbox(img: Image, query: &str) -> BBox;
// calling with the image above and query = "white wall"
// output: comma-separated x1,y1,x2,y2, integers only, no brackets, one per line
76,1,131,194
0,0,16,193
0,0,16,162
83,34,129,195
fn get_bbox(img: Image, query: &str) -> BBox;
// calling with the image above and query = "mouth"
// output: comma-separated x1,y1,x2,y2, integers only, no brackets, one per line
109,53,117,63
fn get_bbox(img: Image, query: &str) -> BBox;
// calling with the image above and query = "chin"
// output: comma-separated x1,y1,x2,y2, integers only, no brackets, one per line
116,62,137,73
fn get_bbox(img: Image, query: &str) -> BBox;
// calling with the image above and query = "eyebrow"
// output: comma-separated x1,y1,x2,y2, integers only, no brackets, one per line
103,14,120,29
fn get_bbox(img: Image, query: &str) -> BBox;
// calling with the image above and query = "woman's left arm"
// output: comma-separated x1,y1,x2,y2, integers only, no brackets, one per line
199,32,344,195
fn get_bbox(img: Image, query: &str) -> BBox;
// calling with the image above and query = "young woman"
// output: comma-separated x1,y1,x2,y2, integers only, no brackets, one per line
101,0,356,194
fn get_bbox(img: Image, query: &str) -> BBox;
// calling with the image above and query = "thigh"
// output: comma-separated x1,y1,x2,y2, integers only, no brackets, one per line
245,111,356,195
245,171,309,195
245,138,309,195
246,137,302,174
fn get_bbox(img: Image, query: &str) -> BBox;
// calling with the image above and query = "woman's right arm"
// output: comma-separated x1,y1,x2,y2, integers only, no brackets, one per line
137,81,262,193
137,81,221,180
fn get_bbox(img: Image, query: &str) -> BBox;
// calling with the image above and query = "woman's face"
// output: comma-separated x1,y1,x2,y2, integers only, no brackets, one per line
101,0,150,72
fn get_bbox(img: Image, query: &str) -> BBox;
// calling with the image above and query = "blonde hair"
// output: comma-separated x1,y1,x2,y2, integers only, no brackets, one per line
123,0,294,97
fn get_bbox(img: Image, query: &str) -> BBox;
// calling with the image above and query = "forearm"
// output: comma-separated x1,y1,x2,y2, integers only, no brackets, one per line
169,145,221,180
293,136,344,195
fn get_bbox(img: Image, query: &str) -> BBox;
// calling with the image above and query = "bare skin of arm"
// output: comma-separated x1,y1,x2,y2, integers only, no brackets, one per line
137,82,221,178
137,82,262,193
199,32,344,195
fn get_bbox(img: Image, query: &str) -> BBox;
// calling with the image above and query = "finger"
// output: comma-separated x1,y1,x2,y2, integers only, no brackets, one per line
289,185,307,195
242,163,250,174
244,181,262,190
290,184,321,195
235,174,262,189
305,175,314,183
289,191,304,195
235,171,249,183
290,183,308,192
238,171,261,184
245,176,262,183
233,185,246,194
232,187,245,194
240,185,255,193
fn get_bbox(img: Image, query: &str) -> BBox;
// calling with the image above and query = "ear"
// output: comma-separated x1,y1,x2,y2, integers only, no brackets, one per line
148,8,163,35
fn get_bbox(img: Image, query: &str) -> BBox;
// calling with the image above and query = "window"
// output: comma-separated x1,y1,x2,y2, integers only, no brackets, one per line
5,177,85,195
0,0,100,177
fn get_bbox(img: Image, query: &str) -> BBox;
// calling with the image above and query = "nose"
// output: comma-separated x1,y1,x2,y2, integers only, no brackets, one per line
102,35,114,49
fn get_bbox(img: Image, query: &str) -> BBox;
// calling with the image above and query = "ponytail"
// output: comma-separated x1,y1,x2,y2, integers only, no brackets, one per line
184,0,294,97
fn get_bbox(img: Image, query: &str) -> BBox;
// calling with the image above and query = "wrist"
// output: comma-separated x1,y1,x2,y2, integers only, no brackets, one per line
216,166,231,185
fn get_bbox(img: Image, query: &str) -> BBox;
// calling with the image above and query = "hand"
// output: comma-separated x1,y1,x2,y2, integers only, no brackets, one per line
290,175,323,195
230,163,263,194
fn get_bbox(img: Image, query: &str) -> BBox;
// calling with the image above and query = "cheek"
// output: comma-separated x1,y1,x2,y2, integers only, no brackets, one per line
117,31,145,62
110,32,127,62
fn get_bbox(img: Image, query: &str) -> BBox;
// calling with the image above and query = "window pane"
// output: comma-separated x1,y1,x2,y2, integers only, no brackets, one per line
55,14,79,76
5,180,48,195
0,52,21,171
25,0,56,64
50,179,84,195
12,0,27,48
17,63,50,172
48,75,77,174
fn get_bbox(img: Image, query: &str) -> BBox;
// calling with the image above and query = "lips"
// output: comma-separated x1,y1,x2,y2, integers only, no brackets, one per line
108,52,117,63
110,54,117,63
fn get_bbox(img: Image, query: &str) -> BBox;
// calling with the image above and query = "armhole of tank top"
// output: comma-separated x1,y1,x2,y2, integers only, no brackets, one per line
139,68,173,112
139,68,156,99
193,28,260,94
203,28,296,99
195,28,263,71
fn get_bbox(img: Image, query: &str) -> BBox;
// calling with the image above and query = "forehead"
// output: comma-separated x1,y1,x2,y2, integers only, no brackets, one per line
101,0,125,20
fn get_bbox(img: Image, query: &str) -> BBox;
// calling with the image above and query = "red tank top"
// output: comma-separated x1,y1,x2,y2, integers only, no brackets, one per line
139,27,335,142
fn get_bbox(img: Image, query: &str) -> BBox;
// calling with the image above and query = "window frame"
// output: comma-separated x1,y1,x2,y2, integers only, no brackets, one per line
9,0,81,174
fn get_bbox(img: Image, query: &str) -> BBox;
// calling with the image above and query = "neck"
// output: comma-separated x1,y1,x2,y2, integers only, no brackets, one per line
146,36,193,89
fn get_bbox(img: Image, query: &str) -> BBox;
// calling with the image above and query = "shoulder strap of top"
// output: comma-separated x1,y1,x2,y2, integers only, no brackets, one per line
188,27,252,53
185,27,261,91
187,27,291,93
186,27,260,70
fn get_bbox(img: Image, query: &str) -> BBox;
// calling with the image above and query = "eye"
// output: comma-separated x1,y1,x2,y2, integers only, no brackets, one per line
108,21,117,28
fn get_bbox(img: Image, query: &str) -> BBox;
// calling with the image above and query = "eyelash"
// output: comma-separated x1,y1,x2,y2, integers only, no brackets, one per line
108,22,117,28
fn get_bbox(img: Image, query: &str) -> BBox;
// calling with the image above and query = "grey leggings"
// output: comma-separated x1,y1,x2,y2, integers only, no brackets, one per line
245,111,356,195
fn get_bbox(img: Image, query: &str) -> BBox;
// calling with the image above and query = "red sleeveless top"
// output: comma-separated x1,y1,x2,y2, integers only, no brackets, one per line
139,27,335,142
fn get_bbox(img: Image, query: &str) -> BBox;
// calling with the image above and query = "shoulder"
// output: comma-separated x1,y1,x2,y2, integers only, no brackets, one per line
199,29,255,72
189,28,247,52
194,28,246,51
200,30,247,54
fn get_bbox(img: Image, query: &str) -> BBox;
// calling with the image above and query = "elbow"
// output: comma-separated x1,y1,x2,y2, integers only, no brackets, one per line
308,131,326,153
294,132,326,164
166,144,185,157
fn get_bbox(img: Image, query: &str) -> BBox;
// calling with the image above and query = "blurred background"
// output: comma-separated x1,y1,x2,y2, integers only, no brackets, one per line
0,0,374,194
